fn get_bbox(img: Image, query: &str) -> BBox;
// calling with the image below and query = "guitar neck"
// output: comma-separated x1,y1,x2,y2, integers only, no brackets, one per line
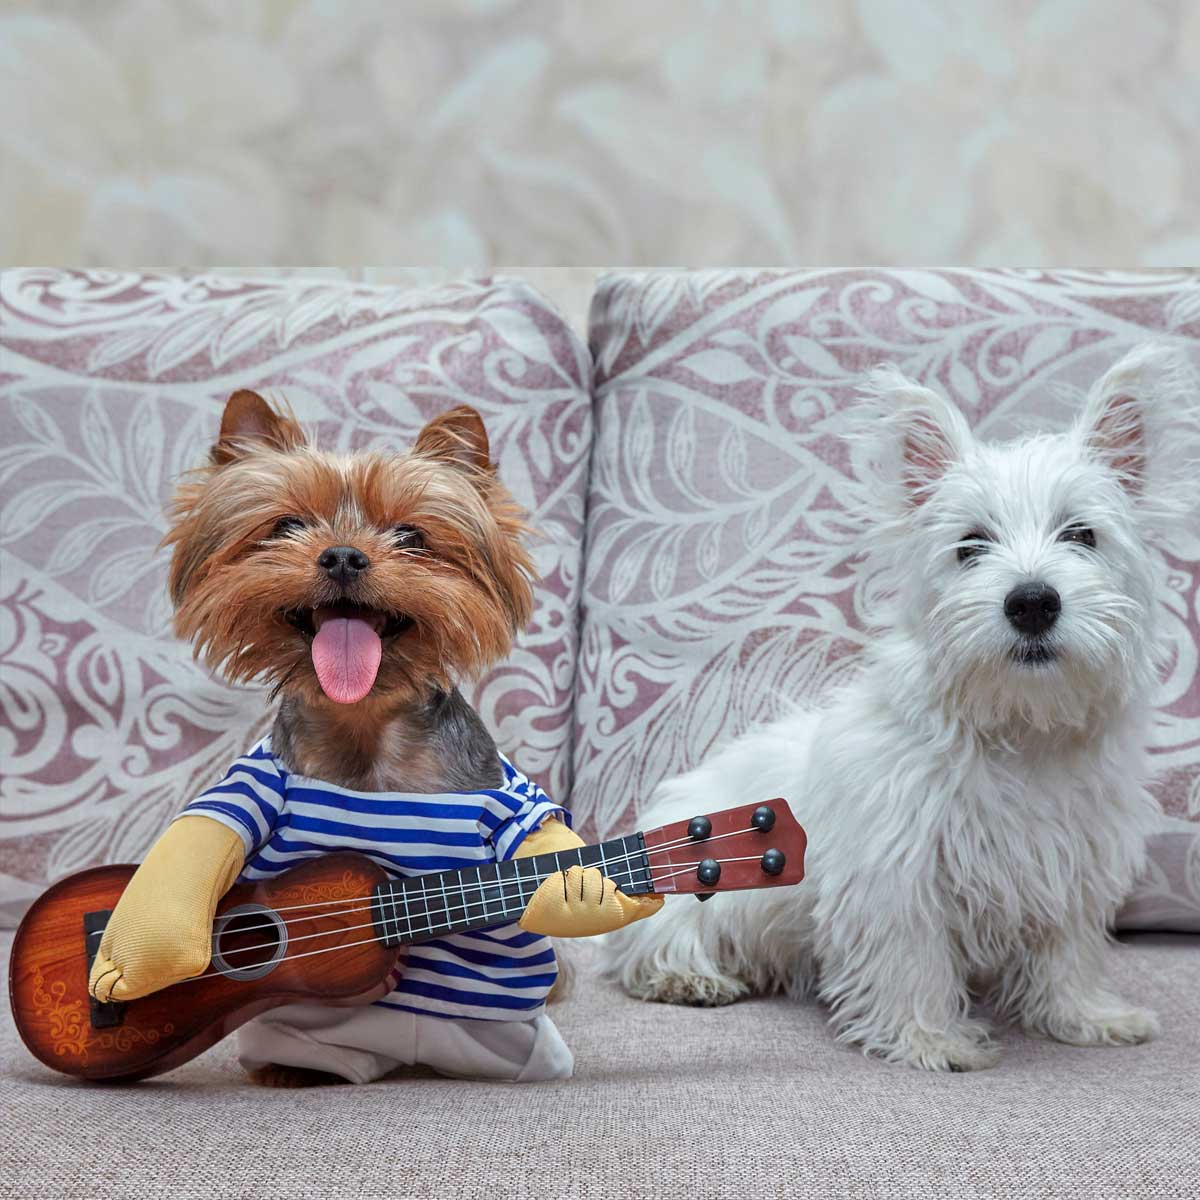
370,799,807,948
370,834,652,947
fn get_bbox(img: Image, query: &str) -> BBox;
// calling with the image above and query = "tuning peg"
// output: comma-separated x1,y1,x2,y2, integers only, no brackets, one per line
760,848,785,876
751,805,776,832
687,816,713,841
696,858,721,886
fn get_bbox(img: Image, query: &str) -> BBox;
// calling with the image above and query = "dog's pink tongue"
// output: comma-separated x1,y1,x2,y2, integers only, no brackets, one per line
311,617,382,704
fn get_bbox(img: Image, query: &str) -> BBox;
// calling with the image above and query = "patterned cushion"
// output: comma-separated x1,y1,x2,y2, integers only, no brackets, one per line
0,270,591,924
576,269,1200,931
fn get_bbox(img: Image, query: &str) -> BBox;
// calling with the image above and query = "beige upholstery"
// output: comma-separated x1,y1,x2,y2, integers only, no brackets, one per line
3,933,1196,1199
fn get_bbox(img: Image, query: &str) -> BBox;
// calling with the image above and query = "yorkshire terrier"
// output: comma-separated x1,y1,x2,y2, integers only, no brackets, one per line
88,391,658,1088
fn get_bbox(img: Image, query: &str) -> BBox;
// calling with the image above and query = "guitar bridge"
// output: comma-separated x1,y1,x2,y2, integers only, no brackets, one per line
83,909,126,1030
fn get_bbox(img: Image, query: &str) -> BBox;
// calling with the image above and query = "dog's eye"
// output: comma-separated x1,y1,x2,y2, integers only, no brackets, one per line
1058,524,1096,549
392,525,425,551
269,516,306,539
956,531,993,564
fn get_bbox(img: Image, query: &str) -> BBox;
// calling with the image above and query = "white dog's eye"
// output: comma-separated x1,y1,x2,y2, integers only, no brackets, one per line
1058,525,1096,549
956,531,993,564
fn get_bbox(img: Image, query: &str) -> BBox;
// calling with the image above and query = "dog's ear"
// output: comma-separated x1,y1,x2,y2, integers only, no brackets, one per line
211,390,305,465
1077,344,1199,498
413,406,492,474
859,368,970,508
901,409,960,507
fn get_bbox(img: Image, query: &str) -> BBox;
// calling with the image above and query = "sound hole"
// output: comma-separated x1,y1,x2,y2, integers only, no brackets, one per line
211,904,288,981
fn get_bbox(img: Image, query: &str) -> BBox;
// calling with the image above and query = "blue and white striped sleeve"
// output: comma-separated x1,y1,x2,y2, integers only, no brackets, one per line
479,757,570,862
174,740,286,857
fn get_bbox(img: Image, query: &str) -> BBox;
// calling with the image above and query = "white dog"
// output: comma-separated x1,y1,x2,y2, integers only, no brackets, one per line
602,345,1199,1071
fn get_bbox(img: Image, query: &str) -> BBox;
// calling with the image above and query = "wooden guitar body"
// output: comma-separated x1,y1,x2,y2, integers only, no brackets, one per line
8,854,400,1082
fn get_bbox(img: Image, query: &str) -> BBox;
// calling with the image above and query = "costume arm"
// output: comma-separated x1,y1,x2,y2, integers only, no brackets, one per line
88,815,245,1003
515,816,663,937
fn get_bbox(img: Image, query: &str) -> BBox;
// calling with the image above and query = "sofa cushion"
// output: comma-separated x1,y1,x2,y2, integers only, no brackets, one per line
577,269,1200,930
0,270,591,924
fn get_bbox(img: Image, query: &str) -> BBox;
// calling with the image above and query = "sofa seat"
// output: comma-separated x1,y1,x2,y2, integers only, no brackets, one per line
3,932,1197,1199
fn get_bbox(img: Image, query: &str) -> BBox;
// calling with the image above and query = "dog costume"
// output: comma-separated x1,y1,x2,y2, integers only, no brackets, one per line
90,741,660,1082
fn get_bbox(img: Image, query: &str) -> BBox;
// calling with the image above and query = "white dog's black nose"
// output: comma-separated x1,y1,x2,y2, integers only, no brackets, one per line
1004,582,1061,636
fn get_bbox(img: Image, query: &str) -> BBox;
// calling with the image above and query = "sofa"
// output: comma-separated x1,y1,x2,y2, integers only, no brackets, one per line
2,268,1198,1199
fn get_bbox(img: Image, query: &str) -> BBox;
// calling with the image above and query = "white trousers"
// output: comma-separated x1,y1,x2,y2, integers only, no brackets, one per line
237,1002,575,1085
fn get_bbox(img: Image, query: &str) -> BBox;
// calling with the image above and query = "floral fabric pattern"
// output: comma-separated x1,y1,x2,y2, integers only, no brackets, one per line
575,269,1200,930
0,270,591,924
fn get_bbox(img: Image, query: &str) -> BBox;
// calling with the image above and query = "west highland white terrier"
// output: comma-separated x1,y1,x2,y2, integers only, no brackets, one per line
602,344,1199,1071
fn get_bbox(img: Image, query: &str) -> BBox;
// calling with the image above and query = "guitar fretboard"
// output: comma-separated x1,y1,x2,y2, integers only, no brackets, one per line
370,834,652,947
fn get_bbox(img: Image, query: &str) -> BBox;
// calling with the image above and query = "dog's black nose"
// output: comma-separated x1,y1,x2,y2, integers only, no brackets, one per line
1004,582,1061,636
318,545,370,586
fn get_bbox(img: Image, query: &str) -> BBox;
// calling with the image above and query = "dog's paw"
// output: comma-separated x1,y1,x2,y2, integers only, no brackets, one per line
628,971,748,1008
1038,1005,1160,1048
883,1026,1002,1073
247,1063,348,1088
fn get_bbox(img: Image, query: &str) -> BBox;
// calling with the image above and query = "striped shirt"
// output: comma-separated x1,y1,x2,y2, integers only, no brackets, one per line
176,738,566,1023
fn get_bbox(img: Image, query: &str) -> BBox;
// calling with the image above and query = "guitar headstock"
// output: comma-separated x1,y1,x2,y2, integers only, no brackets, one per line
639,800,806,897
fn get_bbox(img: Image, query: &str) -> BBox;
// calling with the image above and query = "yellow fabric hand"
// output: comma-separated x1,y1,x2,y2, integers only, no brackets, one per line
88,815,244,1003
515,817,664,938
514,815,586,857
519,865,664,938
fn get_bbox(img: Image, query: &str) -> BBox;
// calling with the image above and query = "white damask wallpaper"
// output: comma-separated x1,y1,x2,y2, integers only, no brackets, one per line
1,0,1197,266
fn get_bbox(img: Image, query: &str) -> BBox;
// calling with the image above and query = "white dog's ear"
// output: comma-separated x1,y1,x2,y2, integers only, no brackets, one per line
1077,344,1200,507
1078,347,1155,494
857,367,971,508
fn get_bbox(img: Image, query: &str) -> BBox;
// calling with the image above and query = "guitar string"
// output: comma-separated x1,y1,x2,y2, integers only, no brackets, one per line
195,857,655,964
201,846,686,964
206,854,767,967
177,863,645,982
84,841,654,943
88,839,767,986
186,831,746,942
191,864,644,963
175,853,770,981
206,823,762,918
85,823,766,942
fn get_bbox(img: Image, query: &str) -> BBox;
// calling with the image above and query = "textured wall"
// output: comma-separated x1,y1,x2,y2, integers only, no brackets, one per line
1,0,1197,266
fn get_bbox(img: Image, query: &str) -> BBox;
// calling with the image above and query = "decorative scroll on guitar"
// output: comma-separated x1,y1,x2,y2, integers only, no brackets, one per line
9,800,806,1081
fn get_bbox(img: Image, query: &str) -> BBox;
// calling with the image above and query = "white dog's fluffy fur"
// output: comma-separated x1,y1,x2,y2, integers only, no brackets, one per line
602,345,1200,1071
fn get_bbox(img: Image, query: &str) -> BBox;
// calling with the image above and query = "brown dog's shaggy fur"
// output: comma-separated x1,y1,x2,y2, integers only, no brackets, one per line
164,394,547,1087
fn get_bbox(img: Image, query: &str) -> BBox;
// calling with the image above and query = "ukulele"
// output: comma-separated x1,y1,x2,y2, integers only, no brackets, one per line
9,800,806,1082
